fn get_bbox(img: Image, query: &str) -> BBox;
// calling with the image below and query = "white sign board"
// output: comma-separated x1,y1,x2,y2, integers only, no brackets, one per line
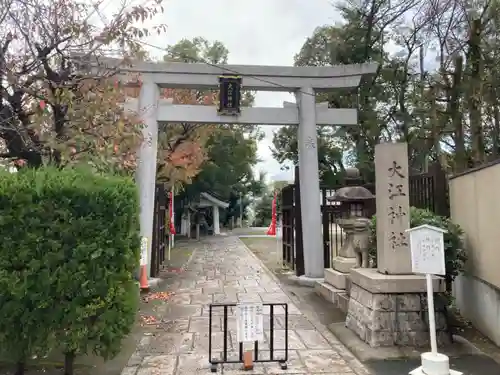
236,303,264,342
407,225,446,276
140,237,148,266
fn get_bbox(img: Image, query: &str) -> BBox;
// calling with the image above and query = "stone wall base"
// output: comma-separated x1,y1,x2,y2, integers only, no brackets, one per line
346,282,452,347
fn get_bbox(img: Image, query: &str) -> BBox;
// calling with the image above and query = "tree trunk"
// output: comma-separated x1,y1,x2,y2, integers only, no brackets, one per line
467,19,484,166
419,45,429,173
493,105,500,158
450,55,465,172
14,361,24,375
429,86,443,167
64,352,75,375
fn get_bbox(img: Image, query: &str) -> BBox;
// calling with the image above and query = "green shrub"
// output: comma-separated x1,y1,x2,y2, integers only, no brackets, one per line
367,207,467,292
0,167,140,374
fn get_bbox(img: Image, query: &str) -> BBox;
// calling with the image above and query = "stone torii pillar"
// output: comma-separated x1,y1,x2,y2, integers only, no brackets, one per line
137,80,160,278
284,98,325,280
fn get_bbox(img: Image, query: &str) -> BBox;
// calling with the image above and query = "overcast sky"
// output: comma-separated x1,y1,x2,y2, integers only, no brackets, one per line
144,0,342,182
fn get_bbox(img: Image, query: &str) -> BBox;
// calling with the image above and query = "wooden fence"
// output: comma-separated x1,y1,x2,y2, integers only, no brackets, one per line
409,163,450,217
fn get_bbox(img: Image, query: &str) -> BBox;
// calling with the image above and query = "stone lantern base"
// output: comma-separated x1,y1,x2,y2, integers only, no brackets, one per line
327,257,356,289
346,268,452,347
316,216,371,313
316,267,354,313
316,257,357,312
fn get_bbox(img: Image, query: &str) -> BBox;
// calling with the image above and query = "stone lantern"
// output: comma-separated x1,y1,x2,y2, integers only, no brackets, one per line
332,167,373,219
318,168,374,311
328,169,374,268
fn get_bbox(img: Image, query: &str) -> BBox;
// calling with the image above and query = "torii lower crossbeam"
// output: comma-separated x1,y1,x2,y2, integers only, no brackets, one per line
157,105,357,126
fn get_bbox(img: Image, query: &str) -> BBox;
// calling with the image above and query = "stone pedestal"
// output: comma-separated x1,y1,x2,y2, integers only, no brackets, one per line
326,259,356,289
328,219,357,290
346,268,451,347
319,267,354,312
332,256,357,273
317,218,371,312
316,170,375,311
321,260,355,312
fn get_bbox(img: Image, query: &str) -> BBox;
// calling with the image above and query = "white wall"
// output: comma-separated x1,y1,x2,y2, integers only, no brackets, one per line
449,162,500,346
453,275,500,346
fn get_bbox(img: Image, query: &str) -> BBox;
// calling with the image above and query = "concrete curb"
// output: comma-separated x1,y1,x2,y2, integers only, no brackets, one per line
237,236,373,375
146,242,199,290
451,334,484,356
328,323,478,361
287,274,324,287
159,245,198,277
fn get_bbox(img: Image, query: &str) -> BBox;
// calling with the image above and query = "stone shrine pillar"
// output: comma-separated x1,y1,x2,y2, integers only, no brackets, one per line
316,173,374,312
296,87,324,280
346,142,449,347
375,143,412,274
181,213,187,235
213,205,220,235
137,80,160,277
186,211,191,239
181,209,191,237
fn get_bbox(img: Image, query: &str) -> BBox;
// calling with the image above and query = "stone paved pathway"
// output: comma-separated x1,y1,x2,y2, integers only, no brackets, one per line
123,236,370,375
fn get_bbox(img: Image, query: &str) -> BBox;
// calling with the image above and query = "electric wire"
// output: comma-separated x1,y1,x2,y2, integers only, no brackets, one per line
127,38,319,97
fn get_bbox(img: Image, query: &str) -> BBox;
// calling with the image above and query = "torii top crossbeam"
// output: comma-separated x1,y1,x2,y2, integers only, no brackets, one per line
94,57,378,91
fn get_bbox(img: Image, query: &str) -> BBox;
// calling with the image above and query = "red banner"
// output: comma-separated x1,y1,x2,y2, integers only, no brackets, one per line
266,191,277,236
169,191,176,235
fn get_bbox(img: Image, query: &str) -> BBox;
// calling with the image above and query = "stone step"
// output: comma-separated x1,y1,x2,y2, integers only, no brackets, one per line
314,281,349,312
324,268,348,289
337,292,349,313
315,280,336,302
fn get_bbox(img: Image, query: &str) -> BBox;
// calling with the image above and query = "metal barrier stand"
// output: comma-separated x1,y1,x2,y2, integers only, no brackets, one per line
208,302,289,373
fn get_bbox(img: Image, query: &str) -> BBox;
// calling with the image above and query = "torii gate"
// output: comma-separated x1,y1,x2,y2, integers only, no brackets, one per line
99,58,378,282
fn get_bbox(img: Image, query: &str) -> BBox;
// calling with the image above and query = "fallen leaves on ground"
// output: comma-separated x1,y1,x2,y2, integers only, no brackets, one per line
140,315,158,325
139,315,177,330
142,291,174,303
166,267,183,273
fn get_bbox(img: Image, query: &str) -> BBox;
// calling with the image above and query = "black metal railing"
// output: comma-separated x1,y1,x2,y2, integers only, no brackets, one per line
208,303,289,372
151,183,167,277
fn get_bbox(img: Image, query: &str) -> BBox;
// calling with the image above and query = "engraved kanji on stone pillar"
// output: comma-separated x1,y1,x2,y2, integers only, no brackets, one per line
375,142,411,274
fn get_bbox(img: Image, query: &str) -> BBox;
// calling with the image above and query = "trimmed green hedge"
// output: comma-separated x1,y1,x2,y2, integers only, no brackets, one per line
0,167,140,374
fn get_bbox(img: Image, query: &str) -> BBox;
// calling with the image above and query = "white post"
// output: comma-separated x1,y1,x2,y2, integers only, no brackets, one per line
407,225,462,375
171,185,175,248
168,234,171,261
181,214,186,235
137,80,159,277
213,205,220,235
426,273,438,354
296,87,324,279
276,217,281,266
240,192,243,227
